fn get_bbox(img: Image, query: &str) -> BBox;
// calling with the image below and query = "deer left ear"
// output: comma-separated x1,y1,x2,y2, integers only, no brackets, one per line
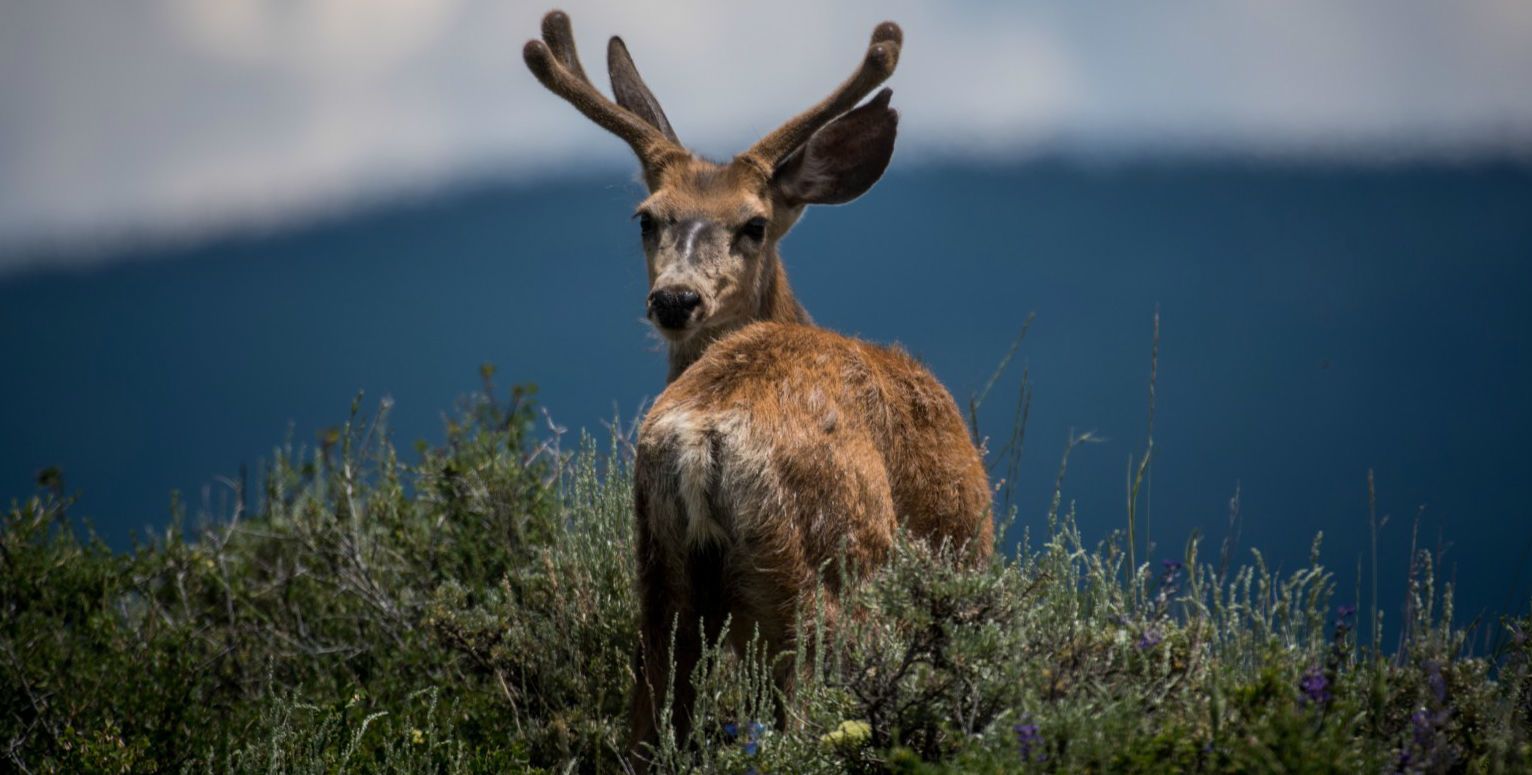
772,88,898,207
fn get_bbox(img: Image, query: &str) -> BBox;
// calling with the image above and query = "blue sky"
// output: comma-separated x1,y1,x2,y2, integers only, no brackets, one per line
3,0,1531,270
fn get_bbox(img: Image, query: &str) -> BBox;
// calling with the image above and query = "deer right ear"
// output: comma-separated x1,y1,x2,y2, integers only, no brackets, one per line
772,88,898,207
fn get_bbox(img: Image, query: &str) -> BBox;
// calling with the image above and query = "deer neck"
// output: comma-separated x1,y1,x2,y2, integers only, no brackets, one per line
665,246,810,383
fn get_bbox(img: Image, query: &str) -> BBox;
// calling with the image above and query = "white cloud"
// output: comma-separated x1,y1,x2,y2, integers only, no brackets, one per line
2,0,1530,271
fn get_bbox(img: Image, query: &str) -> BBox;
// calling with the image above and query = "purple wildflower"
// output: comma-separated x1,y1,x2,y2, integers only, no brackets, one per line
1397,657,1458,772
1328,604,1357,672
738,720,764,757
1157,560,1184,595
723,722,738,739
1150,560,1185,618
1014,722,1045,763
1405,705,1455,771
1410,709,1434,747
1334,605,1357,637
1300,665,1331,706
1137,628,1163,650
1425,661,1447,705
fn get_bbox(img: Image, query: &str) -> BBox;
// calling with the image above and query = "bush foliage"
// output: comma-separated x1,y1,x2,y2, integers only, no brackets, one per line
3,371,1530,773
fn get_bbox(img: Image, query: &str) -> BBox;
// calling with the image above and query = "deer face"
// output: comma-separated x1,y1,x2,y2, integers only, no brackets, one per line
636,161,779,339
525,10,902,344
632,78,903,338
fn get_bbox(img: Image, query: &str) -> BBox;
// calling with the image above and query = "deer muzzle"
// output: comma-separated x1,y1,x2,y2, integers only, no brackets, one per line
648,286,703,331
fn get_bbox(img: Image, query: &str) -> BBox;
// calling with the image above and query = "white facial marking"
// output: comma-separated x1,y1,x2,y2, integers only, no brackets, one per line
678,220,705,261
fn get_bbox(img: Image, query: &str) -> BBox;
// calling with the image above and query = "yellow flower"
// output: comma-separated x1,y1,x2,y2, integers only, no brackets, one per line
411,728,425,745
820,720,871,748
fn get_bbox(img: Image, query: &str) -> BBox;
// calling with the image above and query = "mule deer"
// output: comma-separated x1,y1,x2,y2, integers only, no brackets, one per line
523,9,993,759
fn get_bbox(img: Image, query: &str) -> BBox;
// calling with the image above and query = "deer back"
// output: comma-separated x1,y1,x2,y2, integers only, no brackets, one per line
636,322,991,607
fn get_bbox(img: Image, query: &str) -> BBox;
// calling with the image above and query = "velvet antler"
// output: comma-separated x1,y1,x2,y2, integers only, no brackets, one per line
523,10,685,180
736,21,902,177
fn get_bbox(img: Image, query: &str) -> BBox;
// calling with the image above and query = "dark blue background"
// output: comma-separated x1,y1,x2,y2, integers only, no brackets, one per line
3,159,1529,642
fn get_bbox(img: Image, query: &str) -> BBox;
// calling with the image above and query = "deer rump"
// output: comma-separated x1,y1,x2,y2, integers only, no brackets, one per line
632,321,992,660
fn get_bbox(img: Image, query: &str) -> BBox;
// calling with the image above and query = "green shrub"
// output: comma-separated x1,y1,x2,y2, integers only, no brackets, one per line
3,371,1529,772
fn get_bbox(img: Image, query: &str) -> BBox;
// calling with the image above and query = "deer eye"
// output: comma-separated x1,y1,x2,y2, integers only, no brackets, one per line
739,217,768,242
636,211,657,239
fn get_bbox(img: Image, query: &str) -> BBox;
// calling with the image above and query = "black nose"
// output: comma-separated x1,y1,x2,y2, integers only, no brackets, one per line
648,287,702,330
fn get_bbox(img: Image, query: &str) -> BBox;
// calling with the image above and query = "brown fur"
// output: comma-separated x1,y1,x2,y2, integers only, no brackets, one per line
522,10,992,765
629,325,991,752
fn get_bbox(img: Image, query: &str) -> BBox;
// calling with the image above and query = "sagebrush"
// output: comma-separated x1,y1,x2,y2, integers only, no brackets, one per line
3,370,1529,772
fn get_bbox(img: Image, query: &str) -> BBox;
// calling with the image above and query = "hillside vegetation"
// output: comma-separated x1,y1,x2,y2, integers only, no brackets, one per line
3,371,1530,773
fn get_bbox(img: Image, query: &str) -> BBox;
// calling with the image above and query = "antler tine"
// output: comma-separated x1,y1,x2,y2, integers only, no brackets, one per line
539,10,590,86
524,10,684,173
739,21,903,175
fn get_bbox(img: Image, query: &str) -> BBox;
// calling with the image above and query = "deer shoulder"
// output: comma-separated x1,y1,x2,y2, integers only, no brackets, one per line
641,321,990,568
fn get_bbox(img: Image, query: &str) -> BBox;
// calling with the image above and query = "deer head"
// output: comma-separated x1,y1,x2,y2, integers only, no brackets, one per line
524,10,902,379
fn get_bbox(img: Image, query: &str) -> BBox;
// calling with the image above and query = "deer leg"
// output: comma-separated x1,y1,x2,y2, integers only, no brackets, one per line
629,591,708,768
629,483,693,766
628,558,671,765
630,547,732,767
